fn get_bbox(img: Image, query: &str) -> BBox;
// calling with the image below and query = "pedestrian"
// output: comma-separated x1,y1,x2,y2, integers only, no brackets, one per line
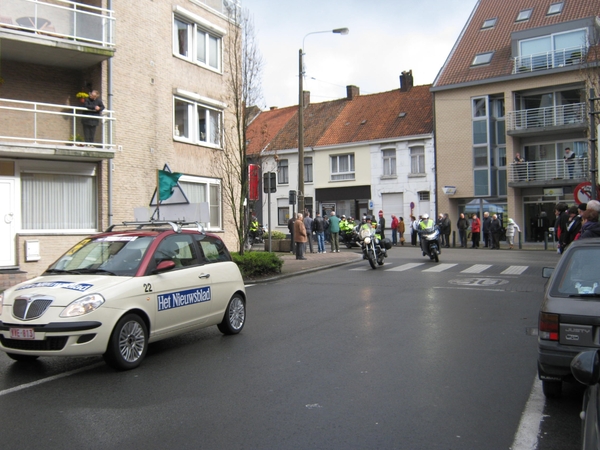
457,213,469,248
288,213,296,254
513,153,526,180
563,147,575,179
82,90,105,144
329,211,341,252
293,213,307,260
313,212,326,253
437,214,445,246
378,210,386,240
303,212,314,254
410,215,418,246
391,215,399,245
471,214,481,248
505,218,521,250
442,213,451,248
397,216,406,246
482,212,491,248
555,202,569,254
564,206,581,250
587,200,600,213
490,214,501,249
579,209,600,239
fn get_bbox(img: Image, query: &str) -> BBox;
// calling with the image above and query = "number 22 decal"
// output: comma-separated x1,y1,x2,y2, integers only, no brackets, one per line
144,283,153,293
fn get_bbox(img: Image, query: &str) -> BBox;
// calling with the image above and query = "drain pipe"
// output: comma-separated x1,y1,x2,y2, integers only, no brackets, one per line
106,0,114,227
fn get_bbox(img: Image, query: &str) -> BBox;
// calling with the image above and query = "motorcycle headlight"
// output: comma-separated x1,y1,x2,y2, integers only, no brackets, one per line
364,237,371,245
60,294,105,318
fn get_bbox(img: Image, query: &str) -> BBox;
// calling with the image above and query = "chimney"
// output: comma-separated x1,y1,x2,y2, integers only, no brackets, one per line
346,85,360,100
400,70,413,92
302,91,310,108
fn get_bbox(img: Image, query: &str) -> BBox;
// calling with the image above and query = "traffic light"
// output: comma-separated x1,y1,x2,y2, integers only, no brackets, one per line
289,190,296,205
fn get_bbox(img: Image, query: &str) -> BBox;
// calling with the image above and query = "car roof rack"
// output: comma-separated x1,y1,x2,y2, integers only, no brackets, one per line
105,221,205,234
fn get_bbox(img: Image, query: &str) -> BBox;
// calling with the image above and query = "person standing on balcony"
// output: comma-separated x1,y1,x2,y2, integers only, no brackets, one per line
564,147,575,179
513,153,526,180
82,90,105,144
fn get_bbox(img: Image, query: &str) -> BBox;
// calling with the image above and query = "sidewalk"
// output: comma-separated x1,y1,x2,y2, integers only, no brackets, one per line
246,239,559,283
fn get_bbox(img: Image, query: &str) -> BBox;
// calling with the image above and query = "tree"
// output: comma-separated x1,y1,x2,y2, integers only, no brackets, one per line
214,4,264,254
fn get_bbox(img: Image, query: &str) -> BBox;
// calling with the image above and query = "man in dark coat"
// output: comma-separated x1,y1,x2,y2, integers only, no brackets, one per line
490,214,502,249
482,212,492,248
441,213,451,248
82,90,105,144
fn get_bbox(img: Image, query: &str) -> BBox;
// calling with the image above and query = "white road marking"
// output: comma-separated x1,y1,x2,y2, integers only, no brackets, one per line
349,267,370,271
501,266,529,275
0,362,104,397
511,377,544,450
387,263,425,272
461,264,492,274
422,263,458,273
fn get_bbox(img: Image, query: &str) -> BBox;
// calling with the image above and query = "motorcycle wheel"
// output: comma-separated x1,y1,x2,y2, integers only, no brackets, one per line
346,242,353,249
377,252,385,265
368,249,377,270
434,252,439,263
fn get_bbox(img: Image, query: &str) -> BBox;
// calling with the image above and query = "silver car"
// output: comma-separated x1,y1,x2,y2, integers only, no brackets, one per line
538,238,600,398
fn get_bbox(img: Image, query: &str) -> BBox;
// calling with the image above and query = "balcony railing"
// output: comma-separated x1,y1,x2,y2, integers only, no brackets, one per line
0,98,115,151
0,0,115,48
506,103,586,131
509,158,588,183
513,45,587,74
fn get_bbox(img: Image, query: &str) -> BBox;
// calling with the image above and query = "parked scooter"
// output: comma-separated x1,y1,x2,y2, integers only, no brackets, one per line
358,220,391,269
419,224,441,262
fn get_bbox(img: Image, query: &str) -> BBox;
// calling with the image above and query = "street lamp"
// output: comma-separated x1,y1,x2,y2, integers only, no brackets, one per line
298,27,349,215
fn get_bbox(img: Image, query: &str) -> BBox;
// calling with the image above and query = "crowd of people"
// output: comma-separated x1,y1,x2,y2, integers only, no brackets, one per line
271,200,600,260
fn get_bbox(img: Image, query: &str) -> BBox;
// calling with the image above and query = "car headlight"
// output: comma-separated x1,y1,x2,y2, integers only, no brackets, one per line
60,294,105,318
364,237,371,245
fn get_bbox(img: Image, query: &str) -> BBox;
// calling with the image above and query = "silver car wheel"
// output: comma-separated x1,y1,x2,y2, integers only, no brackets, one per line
118,320,146,363
229,297,245,331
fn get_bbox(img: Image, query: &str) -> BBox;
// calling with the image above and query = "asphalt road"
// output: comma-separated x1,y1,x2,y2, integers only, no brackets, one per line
0,246,583,449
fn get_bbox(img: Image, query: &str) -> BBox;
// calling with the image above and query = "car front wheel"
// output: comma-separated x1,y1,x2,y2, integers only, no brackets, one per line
218,294,246,335
103,313,148,370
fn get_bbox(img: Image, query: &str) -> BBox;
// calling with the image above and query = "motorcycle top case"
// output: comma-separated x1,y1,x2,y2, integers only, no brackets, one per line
381,238,392,250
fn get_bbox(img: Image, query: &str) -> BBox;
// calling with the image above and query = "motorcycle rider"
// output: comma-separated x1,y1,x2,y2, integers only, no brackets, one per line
418,213,437,256
248,213,259,243
359,215,374,259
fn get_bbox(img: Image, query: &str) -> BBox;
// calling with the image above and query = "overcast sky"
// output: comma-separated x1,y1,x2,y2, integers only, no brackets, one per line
241,0,479,109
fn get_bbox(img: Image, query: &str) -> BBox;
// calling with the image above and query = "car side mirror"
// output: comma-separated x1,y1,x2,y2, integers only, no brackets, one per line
542,267,554,278
153,260,176,273
571,350,600,386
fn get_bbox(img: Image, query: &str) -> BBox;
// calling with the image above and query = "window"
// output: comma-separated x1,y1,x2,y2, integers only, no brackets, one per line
179,176,222,230
278,159,289,184
278,207,289,226
173,14,222,71
418,191,430,201
20,161,97,231
330,154,355,181
472,52,494,66
547,2,563,15
482,18,497,29
516,9,532,22
382,149,396,176
152,235,199,270
304,157,313,183
410,146,425,174
518,29,587,71
194,234,231,263
174,97,222,147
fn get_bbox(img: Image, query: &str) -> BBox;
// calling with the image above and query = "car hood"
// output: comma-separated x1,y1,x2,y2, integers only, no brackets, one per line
3,275,132,307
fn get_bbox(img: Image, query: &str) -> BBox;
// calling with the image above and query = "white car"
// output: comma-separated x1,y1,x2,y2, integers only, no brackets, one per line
0,222,246,370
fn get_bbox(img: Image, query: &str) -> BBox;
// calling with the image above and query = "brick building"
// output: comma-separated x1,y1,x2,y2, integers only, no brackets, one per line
0,0,240,287
432,0,600,240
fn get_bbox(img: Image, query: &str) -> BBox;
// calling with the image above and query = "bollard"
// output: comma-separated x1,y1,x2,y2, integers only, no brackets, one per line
518,231,522,250
452,230,456,248
544,231,548,250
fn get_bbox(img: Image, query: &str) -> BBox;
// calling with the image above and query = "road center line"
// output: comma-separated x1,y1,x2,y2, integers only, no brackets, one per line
0,362,104,397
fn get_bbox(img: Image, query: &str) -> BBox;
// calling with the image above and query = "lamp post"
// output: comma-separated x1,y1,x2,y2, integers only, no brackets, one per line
298,27,349,215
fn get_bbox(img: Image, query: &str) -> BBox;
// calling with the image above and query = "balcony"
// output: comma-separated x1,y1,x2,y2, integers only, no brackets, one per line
506,103,587,137
0,98,115,161
508,158,588,187
513,45,587,74
0,0,115,69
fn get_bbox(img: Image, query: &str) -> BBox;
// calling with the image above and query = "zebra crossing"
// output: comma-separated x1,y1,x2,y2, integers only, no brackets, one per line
349,262,530,275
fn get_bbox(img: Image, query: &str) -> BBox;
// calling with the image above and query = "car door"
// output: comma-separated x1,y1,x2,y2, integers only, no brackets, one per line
148,234,214,338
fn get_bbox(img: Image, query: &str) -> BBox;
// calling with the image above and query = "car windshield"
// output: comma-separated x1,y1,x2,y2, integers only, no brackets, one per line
45,235,153,277
552,247,600,297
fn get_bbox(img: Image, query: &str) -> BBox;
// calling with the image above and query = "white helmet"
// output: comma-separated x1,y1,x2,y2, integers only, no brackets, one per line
421,213,429,219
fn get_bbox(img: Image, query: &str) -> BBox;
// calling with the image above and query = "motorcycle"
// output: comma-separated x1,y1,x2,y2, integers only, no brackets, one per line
358,226,391,269
419,225,441,262
340,227,360,248
246,225,265,249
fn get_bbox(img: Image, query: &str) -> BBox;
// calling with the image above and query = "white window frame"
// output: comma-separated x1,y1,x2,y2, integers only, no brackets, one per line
278,159,289,185
472,52,494,66
482,18,497,29
330,154,355,181
516,9,532,22
382,149,397,176
173,94,223,148
304,156,313,183
547,2,563,15
179,175,222,230
19,161,98,233
172,7,225,73
410,146,425,174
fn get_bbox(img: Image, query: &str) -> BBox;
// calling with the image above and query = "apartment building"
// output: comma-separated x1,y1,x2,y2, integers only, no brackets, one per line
247,72,434,236
0,0,240,287
432,0,599,241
